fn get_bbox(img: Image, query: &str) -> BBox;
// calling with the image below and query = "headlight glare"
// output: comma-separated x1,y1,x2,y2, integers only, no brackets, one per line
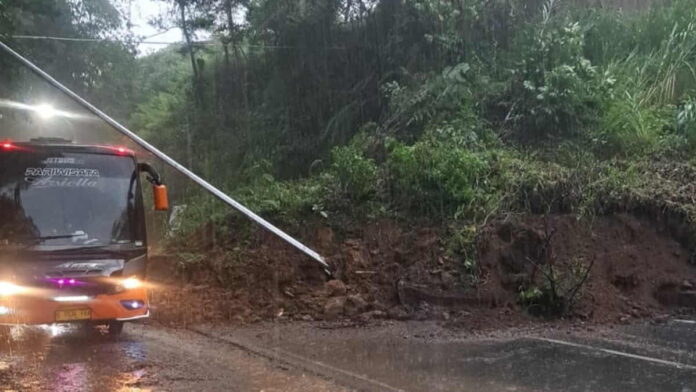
121,277,142,290
0,281,24,296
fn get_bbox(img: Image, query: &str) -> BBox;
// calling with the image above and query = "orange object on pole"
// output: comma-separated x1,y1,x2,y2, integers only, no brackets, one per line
153,184,169,211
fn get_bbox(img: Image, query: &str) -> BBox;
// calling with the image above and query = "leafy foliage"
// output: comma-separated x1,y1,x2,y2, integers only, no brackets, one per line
328,145,379,202
677,98,696,147
505,19,604,140
386,137,494,219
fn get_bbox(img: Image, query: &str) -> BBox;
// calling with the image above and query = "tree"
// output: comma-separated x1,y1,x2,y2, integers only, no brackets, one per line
1,0,137,121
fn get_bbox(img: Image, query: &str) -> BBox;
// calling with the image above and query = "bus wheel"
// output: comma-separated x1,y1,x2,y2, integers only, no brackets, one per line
108,321,124,336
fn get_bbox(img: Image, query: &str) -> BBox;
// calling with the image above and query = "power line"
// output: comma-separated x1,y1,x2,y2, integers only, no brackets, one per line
10,34,349,50
11,34,186,45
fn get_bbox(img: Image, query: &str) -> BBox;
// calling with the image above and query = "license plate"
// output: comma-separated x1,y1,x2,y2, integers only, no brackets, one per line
56,308,91,322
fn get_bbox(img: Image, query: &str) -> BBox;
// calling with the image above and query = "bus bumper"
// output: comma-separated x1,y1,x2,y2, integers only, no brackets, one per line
0,287,149,325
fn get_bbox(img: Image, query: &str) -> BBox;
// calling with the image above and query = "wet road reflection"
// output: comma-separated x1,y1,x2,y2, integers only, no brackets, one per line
0,325,153,391
0,323,351,392
6,320,694,391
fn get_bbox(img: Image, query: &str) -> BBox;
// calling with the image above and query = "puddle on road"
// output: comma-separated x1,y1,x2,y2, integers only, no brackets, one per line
49,362,88,392
0,324,156,391
117,368,153,392
123,340,147,361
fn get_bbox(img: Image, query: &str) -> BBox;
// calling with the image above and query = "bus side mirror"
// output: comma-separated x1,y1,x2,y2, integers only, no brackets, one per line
153,184,169,211
139,162,169,211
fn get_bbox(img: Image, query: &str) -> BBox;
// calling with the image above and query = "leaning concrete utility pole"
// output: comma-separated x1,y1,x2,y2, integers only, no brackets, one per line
0,40,331,275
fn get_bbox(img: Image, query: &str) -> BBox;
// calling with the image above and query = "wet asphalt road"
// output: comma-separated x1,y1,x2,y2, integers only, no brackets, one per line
199,319,696,392
1,319,696,391
0,323,348,391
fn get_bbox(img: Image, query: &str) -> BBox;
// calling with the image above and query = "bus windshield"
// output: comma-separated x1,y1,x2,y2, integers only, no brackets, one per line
0,148,139,250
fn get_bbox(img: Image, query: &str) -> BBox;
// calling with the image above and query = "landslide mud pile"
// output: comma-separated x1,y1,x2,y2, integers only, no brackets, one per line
149,213,696,328
477,214,696,322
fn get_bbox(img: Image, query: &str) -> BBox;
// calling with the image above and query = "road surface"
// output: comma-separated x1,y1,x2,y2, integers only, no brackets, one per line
1,319,695,391
0,323,348,391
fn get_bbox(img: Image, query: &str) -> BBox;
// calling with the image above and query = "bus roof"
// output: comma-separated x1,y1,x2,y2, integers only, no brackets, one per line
1,140,135,157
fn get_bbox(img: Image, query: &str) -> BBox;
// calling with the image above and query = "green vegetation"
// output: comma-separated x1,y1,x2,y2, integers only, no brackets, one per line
121,1,696,279
6,0,696,313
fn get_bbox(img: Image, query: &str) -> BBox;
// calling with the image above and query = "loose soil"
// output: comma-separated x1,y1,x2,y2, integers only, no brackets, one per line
148,213,696,329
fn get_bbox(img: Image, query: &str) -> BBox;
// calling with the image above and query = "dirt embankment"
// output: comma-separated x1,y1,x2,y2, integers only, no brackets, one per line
148,213,696,329
478,214,696,322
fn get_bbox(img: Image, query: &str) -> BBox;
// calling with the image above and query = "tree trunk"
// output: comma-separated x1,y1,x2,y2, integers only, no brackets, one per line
185,111,193,169
223,42,230,67
223,0,235,68
178,0,203,110
176,0,198,170
178,0,199,81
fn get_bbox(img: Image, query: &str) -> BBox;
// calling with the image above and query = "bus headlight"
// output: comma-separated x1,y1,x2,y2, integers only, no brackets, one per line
121,277,142,290
0,281,24,296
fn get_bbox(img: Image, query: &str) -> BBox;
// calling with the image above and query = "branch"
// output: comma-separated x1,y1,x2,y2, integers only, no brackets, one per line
565,257,596,307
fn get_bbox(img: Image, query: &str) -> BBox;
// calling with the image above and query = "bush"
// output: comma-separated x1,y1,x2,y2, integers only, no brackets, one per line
496,149,641,216
506,19,606,141
387,138,494,219
445,224,480,285
590,3,696,156
593,92,671,155
167,193,230,240
169,159,326,245
234,176,323,224
517,220,595,317
328,145,379,201
382,62,478,136
677,98,696,147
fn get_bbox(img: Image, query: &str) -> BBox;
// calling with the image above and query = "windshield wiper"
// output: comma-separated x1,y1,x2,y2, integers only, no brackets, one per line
0,235,80,250
21,232,88,247
49,244,138,256
34,234,83,242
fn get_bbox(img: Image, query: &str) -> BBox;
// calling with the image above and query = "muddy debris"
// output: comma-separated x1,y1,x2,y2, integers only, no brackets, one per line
358,310,387,321
324,297,347,320
325,280,347,297
345,294,369,316
387,306,411,321
149,213,696,329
